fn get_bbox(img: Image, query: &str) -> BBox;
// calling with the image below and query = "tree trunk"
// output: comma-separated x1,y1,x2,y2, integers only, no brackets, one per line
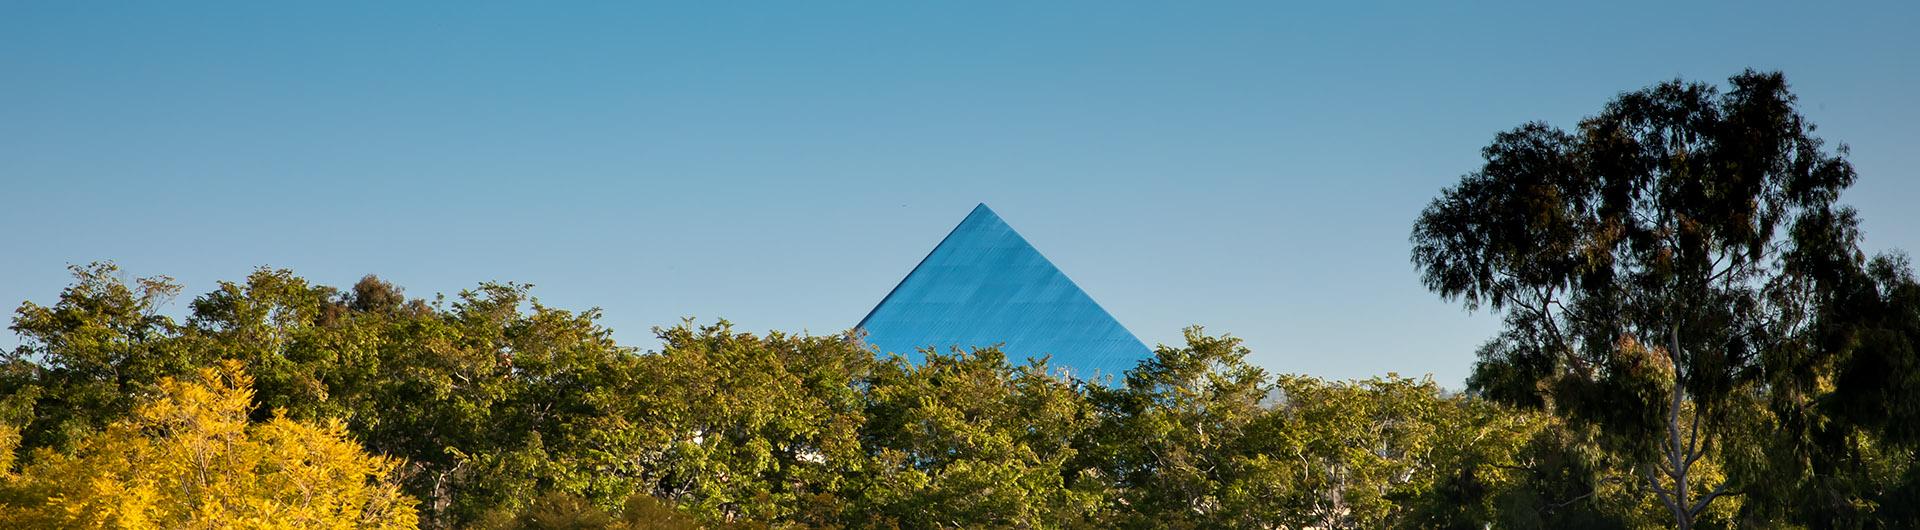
1660,323,1692,530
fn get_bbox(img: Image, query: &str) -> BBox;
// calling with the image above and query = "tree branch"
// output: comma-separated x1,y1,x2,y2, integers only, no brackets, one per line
1687,481,1738,520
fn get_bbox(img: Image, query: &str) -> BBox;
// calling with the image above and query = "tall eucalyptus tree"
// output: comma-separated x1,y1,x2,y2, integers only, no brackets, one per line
1412,70,1875,528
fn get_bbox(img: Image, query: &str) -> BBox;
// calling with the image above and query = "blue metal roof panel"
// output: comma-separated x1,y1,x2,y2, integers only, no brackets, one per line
857,204,1152,379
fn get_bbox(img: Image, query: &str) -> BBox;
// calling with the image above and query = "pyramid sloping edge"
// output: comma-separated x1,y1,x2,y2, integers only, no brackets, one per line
856,204,1152,379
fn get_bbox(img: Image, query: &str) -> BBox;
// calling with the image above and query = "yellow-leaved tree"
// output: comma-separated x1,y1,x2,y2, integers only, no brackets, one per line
0,360,418,529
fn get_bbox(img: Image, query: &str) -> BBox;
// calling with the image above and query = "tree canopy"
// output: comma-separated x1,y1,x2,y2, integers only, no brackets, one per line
0,361,418,529
3,69,1915,529
1414,69,1919,528
3,263,1609,528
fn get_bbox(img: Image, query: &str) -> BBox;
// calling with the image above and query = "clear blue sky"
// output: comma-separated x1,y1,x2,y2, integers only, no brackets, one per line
4,2,1916,386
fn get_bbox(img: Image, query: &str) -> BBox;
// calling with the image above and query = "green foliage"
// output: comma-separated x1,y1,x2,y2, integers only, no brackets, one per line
4,266,657,528
354,281,647,527
853,347,1101,528
1247,375,1467,528
1738,251,1920,528
476,492,739,530
632,321,870,525
3,262,193,453
7,251,1914,526
1411,70,1908,528
1082,327,1269,528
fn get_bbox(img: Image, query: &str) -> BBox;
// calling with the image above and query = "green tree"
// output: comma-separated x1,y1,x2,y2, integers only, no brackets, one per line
1220,374,1573,529
184,267,347,422
852,347,1101,528
477,492,728,530
342,282,649,528
3,262,194,454
84,267,660,528
1742,251,1920,527
1411,70,1884,528
634,321,871,526
1242,375,1456,528
1081,327,1269,528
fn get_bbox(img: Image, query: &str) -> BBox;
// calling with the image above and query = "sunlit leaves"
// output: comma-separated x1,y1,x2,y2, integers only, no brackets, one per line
0,361,418,529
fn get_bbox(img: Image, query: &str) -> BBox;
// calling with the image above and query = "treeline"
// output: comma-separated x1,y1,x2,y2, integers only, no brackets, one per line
3,264,1697,529
8,70,1920,529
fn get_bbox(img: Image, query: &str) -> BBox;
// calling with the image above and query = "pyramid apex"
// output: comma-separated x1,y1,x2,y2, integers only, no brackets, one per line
857,201,1150,379
958,203,1005,228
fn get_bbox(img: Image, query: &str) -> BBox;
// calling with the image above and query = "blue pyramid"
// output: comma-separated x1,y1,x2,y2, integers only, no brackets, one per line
857,203,1152,379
